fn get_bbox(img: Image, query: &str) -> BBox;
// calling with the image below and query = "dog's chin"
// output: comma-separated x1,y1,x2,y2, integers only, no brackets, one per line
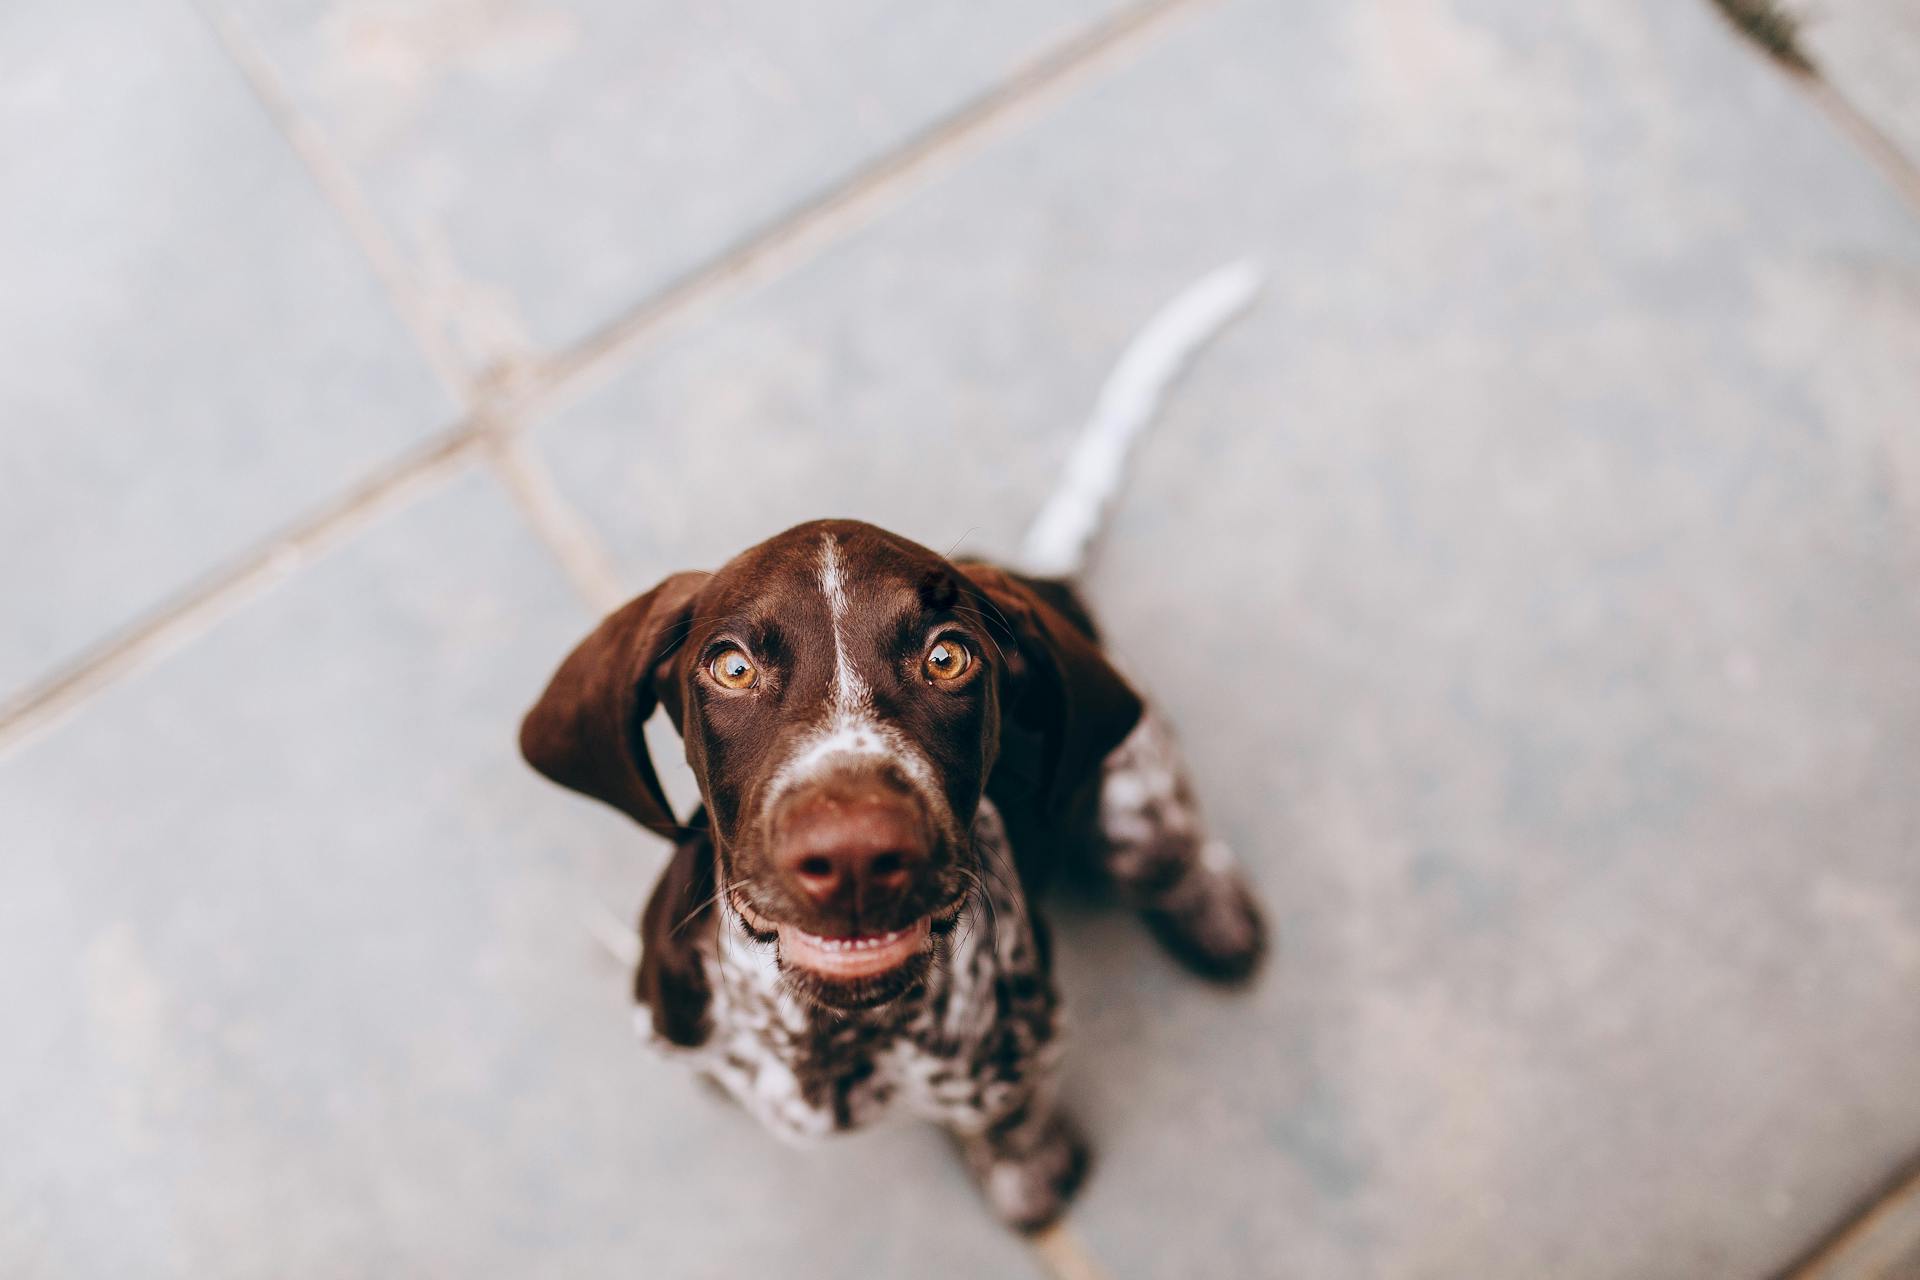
775,916,937,1014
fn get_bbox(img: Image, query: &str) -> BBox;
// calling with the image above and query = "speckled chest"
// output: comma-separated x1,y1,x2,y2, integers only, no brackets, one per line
659,802,1059,1145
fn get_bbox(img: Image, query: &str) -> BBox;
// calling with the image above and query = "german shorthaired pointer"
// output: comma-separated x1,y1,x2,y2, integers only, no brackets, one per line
519,265,1268,1231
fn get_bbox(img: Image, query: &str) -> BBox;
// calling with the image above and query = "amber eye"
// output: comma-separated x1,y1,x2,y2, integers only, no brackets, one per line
708,648,758,690
923,638,971,682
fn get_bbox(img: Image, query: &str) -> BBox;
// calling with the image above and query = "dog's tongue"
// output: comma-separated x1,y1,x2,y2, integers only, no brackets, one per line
778,917,931,978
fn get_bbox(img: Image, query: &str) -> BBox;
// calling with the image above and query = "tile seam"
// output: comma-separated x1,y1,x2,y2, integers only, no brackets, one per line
2,0,1216,734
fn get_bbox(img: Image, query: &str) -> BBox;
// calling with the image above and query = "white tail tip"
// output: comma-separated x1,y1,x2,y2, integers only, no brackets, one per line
1019,258,1264,579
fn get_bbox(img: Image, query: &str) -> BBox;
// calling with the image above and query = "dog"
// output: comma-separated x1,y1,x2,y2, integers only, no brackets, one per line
518,264,1268,1230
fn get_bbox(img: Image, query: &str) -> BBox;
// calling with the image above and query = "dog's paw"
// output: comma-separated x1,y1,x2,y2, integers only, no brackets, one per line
1143,850,1267,984
961,1114,1090,1233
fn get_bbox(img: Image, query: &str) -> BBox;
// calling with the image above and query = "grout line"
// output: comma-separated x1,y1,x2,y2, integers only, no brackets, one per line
1028,1222,1115,1280
28,5,1911,1269
479,0,1220,603
1775,1152,1920,1280
1704,0,1814,73
191,0,472,404
1801,76,1920,220
0,424,483,757
513,0,1216,425
480,426,628,613
197,0,630,624
5,0,1209,740
1702,0,1920,222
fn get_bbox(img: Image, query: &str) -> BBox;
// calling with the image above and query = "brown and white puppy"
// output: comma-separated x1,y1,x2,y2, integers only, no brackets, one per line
521,519,1264,1229
520,261,1269,1228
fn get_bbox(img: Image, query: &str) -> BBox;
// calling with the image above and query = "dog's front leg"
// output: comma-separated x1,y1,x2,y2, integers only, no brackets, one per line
1098,708,1267,981
949,1074,1088,1233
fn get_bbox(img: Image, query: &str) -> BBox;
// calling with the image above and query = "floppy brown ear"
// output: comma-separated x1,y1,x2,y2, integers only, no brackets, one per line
635,814,716,1047
519,572,707,838
962,563,1143,815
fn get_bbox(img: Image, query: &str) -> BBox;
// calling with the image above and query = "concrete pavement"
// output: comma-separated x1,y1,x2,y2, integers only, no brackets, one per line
6,1,1920,1275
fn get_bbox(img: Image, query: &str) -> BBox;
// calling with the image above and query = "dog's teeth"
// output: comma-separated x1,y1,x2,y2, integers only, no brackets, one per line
794,926,911,952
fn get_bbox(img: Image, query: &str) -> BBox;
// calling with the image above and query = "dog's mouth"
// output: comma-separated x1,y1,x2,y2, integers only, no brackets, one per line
775,917,932,980
731,891,966,1007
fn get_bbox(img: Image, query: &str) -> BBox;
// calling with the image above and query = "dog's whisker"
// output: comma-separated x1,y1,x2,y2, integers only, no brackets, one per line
950,597,1020,651
948,605,1014,665
940,526,980,561
666,861,739,941
952,856,1006,958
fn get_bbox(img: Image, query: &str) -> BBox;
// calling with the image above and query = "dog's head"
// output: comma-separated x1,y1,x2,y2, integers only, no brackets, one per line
520,519,1140,1036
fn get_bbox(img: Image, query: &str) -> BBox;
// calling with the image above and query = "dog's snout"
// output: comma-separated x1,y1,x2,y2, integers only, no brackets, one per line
774,783,929,914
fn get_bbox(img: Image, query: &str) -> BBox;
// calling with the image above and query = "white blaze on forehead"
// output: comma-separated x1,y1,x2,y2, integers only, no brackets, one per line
764,532,937,805
817,533,869,715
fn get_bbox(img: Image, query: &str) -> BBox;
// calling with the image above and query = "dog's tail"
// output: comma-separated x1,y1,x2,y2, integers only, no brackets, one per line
1017,258,1264,580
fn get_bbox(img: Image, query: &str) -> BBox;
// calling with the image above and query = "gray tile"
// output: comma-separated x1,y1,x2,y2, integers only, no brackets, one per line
0,0,456,705
1791,1162,1920,1280
526,0,1920,1274
0,469,1041,1278
213,0,1136,371
1782,0,1920,167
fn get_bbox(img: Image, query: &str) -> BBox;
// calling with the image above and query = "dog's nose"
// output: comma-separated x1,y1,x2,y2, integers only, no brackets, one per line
773,786,929,913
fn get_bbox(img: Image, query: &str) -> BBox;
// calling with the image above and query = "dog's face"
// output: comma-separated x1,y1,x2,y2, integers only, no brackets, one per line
521,519,1141,1036
673,521,1003,1010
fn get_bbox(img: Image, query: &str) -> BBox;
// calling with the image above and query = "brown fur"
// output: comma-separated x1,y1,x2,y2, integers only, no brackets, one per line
520,519,1263,1228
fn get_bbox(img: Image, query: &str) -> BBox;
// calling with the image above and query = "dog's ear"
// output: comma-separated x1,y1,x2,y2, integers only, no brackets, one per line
962,563,1143,815
519,572,707,837
635,816,716,1047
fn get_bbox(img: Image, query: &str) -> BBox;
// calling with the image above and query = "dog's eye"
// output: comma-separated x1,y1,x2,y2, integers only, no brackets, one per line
708,648,758,690
923,638,971,683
